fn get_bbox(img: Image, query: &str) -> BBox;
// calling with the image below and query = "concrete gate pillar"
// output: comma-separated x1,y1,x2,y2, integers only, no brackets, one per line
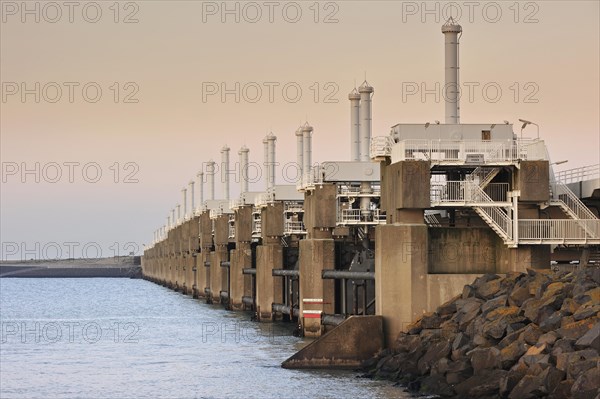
375,223,429,347
299,238,335,337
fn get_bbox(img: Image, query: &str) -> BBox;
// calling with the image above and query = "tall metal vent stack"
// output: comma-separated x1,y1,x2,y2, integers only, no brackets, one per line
358,81,374,161
295,126,304,178
188,180,195,214
221,145,230,200
267,133,277,190
442,17,462,124
301,123,313,183
207,160,216,200
349,88,361,161
263,137,269,191
181,187,187,219
239,145,250,194
197,170,204,209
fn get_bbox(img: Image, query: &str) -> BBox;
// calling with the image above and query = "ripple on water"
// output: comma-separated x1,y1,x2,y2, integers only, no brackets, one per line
1,278,410,399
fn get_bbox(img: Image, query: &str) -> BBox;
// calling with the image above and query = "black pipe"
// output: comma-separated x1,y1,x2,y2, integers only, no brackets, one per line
272,269,299,277
321,313,345,326
242,268,256,275
272,303,291,315
272,303,299,317
220,261,230,268
322,270,375,280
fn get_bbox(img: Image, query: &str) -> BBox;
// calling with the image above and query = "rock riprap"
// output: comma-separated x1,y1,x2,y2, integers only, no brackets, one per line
363,268,600,399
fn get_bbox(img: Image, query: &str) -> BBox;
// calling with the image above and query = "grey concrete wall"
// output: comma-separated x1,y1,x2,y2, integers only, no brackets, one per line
516,160,549,202
380,160,430,223
303,184,337,237
428,228,497,274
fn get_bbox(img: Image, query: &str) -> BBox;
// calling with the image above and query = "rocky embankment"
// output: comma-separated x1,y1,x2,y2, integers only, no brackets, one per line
363,268,600,398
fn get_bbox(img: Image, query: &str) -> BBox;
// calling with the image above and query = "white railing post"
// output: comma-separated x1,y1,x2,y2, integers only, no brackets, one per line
511,190,519,244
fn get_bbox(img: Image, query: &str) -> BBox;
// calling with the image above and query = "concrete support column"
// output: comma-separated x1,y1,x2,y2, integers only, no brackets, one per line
185,254,195,295
375,224,429,347
197,249,210,298
230,242,251,310
256,244,283,321
299,238,335,337
176,254,184,291
210,246,228,303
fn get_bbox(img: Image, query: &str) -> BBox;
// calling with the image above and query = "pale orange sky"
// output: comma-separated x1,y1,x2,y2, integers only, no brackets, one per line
1,1,599,259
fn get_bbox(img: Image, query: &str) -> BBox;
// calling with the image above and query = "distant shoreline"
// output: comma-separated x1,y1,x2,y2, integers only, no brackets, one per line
0,256,141,278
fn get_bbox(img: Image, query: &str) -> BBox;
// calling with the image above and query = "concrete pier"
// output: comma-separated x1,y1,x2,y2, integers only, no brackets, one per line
255,202,284,321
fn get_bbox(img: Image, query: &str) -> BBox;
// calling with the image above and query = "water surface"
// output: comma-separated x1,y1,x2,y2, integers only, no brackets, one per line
0,278,408,398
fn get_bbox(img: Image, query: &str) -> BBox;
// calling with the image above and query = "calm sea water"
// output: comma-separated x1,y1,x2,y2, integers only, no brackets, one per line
0,278,408,399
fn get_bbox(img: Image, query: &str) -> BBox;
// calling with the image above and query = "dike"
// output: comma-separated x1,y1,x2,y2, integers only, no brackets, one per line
363,268,600,399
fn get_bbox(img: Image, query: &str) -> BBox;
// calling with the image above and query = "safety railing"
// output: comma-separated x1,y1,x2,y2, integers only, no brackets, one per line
297,167,324,190
339,208,386,225
552,182,598,220
476,206,513,242
430,181,509,205
338,186,382,197
284,220,306,235
556,164,599,184
284,201,304,213
484,183,509,202
391,139,547,164
252,219,262,236
466,166,501,188
370,136,394,159
519,219,600,243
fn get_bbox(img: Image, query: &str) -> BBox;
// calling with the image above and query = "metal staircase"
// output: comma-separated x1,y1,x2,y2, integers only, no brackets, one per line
430,178,515,245
466,167,501,189
429,177,600,246
469,183,514,246
550,182,597,220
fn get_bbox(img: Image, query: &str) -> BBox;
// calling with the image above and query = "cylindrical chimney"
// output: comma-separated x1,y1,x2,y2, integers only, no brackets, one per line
221,145,230,200
359,81,374,162
302,123,313,181
442,18,462,124
197,170,204,208
239,145,249,194
295,127,304,178
189,180,195,214
182,187,187,219
171,209,175,227
177,204,181,222
263,137,269,190
349,88,361,162
267,133,277,190
207,160,215,200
